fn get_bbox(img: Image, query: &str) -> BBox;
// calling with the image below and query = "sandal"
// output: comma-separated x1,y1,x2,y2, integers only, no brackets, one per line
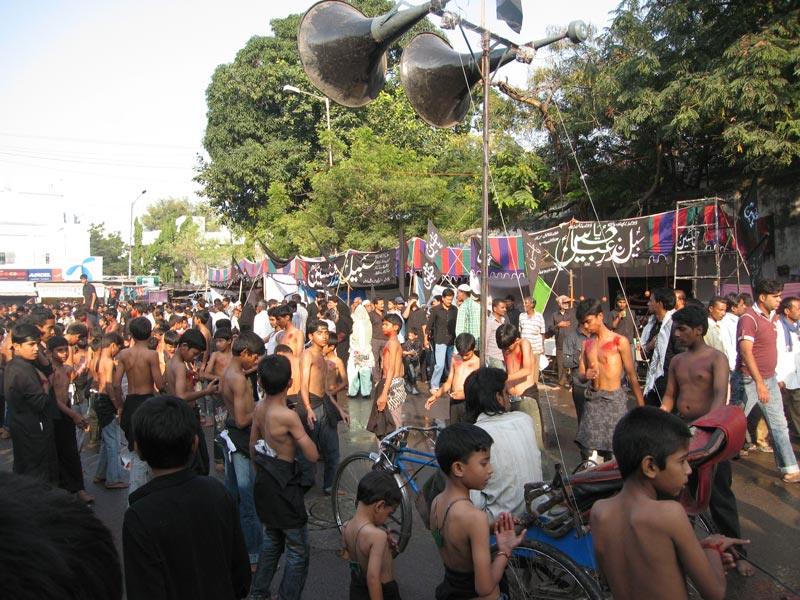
782,472,800,484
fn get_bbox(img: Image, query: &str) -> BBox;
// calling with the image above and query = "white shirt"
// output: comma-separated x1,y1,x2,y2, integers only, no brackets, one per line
469,411,542,521
292,304,308,334
776,319,800,390
253,310,272,341
720,312,739,371
519,311,546,353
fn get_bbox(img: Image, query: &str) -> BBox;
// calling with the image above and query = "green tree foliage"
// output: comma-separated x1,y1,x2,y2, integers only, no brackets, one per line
88,224,127,277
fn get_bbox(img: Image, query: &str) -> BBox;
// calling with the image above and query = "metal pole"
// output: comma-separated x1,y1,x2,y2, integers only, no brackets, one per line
479,9,490,364
128,189,146,280
325,96,333,167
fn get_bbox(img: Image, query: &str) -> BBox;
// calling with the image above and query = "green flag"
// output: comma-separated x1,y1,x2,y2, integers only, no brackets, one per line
533,277,552,313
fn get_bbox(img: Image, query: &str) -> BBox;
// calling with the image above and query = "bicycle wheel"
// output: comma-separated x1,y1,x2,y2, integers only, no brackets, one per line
330,452,413,556
499,539,604,600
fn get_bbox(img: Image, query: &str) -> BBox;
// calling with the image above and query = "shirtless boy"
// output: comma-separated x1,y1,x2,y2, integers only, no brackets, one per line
426,332,480,424
430,423,525,600
275,304,304,357
114,317,165,493
249,354,319,600
47,335,93,503
205,328,234,467
220,331,266,569
93,332,127,489
299,319,343,493
166,329,218,475
591,407,747,600
576,298,643,462
275,344,302,409
371,314,405,433
662,306,754,577
323,333,351,427
496,324,544,449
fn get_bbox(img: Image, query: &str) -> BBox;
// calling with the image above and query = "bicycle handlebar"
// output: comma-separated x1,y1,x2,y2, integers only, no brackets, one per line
380,425,442,446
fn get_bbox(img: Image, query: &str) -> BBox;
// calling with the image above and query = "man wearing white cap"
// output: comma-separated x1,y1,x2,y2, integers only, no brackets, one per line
547,296,577,387
455,283,481,349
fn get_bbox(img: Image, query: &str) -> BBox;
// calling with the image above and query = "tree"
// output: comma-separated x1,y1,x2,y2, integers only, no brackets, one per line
88,224,127,276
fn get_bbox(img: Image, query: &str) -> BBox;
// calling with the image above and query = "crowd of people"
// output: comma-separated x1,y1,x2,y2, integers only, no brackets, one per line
0,274,798,599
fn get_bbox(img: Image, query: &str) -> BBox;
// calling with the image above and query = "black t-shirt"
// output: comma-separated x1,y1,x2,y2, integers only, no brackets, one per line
82,282,98,314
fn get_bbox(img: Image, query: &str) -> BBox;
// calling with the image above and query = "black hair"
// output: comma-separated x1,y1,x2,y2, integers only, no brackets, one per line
128,317,152,341
740,292,753,307
163,329,180,346
213,328,233,341
216,318,232,330
194,310,210,325
407,328,420,337
615,291,626,303
287,300,297,310
0,472,123,600
684,298,705,311
168,314,183,327
307,318,328,333
100,332,123,349
132,396,197,469
707,296,726,311
326,332,339,346
613,406,692,480
464,368,508,423
232,331,265,357
104,308,117,319
356,470,403,507
724,293,742,311
274,344,293,355
178,329,206,352
258,354,292,395
275,304,292,319
651,288,676,311
753,278,783,300
24,308,54,327
780,296,800,317
66,322,88,337
672,306,709,336
495,324,519,350
383,313,403,329
53,323,65,337
146,337,159,351
575,298,603,322
435,422,494,476
441,288,454,298
46,335,69,352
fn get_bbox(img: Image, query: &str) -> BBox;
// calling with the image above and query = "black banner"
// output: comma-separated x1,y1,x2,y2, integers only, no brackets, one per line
342,250,397,287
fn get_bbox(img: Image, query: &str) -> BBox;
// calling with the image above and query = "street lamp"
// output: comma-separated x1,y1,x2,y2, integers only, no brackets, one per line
128,189,147,279
283,84,333,167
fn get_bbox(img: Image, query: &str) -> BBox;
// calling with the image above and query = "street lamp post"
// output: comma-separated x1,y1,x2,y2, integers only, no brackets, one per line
283,84,333,167
128,189,147,280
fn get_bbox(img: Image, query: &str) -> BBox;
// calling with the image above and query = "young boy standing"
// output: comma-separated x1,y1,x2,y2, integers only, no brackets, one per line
576,298,643,462
94,332,127,489
430,422,525,600
249,354,319,600
123,396,251,600
369,314,405,435
496,324,543,449
426,332,480,424
342,470,404,600
591,407,747,600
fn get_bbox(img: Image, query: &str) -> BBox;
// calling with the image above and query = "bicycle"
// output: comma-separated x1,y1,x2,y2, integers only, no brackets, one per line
331,426,604,599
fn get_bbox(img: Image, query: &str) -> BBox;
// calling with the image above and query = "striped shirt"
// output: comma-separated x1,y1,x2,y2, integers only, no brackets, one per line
519,311,546,353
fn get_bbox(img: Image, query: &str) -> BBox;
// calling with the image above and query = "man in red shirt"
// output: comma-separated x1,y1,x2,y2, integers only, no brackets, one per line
737,279,800,483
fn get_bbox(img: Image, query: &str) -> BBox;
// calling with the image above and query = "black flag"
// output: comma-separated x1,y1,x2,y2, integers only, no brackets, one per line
497,0,523,34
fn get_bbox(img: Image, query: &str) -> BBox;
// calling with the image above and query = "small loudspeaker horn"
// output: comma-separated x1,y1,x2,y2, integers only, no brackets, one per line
298,0,436,107
400,33,514,128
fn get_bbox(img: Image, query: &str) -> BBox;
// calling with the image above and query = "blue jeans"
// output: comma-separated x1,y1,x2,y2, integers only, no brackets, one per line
432,343,454,390
95,418,123,484
297,404,339,491
742,375,799,475
250,526,309,600
225,451,264,564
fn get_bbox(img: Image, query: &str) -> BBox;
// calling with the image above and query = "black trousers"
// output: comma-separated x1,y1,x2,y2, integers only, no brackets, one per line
709,460,746,557
54,416,85,493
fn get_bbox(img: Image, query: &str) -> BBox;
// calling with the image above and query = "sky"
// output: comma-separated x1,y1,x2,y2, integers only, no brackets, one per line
0,0,618,240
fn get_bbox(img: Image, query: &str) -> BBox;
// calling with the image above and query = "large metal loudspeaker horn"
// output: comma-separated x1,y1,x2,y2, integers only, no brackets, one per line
298,0,442,107
400,20,589,128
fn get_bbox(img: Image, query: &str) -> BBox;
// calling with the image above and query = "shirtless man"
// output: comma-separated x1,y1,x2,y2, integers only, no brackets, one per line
323,333,350,425
204,328,234,467
299,319,342,493
113,317,165,493
275,304,304,357
93,332,127,489
166,329,218,475
369,314,405,436
576,298,643,462
661,306,754,577
220,331,266,570
249,354,319,600
496,324,546,451
426,332,480,424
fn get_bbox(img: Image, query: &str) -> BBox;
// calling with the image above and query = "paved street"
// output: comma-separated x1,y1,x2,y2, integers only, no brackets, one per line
2,379,798,599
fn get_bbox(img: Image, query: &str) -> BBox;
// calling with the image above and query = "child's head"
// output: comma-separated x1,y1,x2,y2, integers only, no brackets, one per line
613,406,692,484
434,423,494,489
128,317,152,342
382,313,402,336
231,331,265,369
494,324,519,351
356,471,403,524
455,332,476,356
576,298,604,334
213,327,233,351
407,328,419,341
163,329,179,356
325,332,339,352
133,395,197,469
672,306,708,346
258,354,292,396
177,329,206,361
274,344,292,357
101,332,124,357
46,335,70,363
